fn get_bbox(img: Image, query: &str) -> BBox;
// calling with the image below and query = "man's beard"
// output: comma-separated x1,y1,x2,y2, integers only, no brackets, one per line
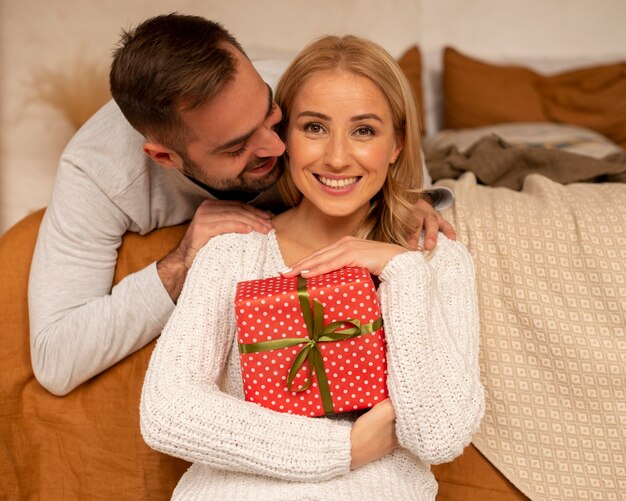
181,154,283,194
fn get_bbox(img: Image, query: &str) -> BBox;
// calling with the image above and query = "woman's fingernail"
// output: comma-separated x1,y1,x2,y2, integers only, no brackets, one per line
300,269,310,275
278,266,292,275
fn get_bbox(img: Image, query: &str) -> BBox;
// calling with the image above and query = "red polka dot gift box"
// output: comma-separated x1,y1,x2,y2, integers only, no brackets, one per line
235,267,388,417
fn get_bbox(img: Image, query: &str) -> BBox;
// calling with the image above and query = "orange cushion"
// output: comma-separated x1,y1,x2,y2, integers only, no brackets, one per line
397,45,427,134
433,446,528,501
0,210,526,500
0,210,188,501
443,47,626,148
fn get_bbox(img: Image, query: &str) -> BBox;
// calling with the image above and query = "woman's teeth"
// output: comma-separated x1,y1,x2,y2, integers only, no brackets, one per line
316,175,359,189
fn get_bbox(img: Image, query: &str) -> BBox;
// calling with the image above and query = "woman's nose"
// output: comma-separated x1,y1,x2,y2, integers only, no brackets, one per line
324,135,350,170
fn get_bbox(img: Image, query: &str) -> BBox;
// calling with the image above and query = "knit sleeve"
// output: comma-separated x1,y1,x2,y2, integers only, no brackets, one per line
140,233,352,482
378,235,484,464
28,161,174,396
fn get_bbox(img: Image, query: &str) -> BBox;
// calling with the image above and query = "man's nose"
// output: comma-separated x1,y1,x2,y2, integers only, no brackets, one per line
256,105,286,157
256,127,285,158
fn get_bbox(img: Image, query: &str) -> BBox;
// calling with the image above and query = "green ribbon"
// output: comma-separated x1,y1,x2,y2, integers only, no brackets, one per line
239,275,383,415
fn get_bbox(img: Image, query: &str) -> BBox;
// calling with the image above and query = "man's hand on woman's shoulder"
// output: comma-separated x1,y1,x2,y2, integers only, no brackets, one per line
157,199,273,301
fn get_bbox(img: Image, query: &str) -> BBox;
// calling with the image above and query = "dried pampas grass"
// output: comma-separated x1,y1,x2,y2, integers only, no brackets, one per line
30,58,111,130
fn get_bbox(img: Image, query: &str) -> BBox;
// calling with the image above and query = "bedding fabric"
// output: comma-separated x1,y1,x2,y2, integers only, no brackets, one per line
426,135,626,189
423,122,624,160
0,212,190,500
438,173,626,501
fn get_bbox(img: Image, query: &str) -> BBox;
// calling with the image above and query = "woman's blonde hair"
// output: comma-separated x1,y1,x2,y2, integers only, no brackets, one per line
275,35,425,248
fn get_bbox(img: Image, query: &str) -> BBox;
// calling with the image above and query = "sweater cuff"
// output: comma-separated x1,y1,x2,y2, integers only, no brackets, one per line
324,420,353,477
379,251,426,283
133,262,176,333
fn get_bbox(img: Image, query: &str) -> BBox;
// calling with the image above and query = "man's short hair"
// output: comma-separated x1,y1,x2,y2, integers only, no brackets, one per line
110,13,245,151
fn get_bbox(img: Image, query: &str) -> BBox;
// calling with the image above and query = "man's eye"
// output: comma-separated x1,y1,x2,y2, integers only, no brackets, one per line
304,122,325,134
227,143,249,157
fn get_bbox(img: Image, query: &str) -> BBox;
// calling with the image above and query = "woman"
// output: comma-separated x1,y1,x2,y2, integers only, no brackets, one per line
140,35,484,500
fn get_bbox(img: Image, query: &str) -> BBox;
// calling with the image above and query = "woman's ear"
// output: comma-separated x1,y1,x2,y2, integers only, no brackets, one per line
143,142,184,169
391,134,404,163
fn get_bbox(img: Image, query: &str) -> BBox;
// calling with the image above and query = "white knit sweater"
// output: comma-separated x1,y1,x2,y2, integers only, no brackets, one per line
140,230,484,500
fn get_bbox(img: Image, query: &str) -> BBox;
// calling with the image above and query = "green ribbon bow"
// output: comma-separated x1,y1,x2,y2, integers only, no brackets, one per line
238,275,383,415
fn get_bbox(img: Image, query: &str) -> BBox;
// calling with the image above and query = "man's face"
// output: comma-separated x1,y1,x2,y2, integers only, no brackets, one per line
175,48,286,193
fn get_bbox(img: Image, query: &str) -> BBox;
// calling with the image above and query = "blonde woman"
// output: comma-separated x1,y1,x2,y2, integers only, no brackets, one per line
140,35,484,500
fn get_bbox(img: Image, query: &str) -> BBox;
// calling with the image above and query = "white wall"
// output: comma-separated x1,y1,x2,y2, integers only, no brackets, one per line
1,0,625,232
419,0,626,59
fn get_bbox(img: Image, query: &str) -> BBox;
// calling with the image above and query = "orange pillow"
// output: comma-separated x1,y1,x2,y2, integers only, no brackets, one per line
443,47,626,148
538,63,626,147
397,45,426,134
443,47,547,129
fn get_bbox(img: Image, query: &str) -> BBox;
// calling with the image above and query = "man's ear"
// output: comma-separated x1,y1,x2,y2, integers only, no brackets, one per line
143,142,184,170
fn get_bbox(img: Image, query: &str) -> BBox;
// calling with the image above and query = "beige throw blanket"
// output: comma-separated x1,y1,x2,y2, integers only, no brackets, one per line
438,173,626,501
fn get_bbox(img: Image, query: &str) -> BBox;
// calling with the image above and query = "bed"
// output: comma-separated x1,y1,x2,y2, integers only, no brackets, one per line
1,45,624,501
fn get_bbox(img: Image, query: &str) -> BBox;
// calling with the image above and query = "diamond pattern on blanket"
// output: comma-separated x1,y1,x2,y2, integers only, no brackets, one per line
440,173,626,501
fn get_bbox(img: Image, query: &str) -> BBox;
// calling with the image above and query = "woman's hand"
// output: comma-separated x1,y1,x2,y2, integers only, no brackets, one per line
280,236,406,278
350,399,398,470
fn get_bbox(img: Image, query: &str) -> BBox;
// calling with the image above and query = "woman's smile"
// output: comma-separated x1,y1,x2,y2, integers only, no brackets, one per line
315,174,362,191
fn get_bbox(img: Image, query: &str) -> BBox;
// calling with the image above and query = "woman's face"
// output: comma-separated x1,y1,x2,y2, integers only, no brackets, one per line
285,70,402,219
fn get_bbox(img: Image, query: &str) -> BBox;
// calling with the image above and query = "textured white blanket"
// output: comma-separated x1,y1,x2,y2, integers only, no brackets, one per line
439,173,626,501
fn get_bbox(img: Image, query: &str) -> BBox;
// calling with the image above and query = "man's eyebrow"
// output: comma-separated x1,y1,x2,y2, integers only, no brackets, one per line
266,84,274,120
213,84,275,153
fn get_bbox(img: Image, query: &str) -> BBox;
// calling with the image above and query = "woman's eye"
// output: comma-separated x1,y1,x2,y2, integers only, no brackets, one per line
354,126,375,137
304,122,325,134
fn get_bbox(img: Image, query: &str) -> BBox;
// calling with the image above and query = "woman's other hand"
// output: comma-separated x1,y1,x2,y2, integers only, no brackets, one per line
280,237,405,278
350,399,398,470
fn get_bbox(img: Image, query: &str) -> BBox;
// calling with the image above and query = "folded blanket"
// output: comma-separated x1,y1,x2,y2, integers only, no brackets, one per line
426,135,626,188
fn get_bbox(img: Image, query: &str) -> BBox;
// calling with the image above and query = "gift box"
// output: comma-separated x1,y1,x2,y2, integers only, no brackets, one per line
235,267,388,417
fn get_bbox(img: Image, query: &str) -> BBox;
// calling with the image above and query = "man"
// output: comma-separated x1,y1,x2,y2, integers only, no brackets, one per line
28,13,454,396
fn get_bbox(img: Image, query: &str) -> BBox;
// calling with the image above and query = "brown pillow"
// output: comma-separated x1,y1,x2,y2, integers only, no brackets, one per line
443,47,626,148
443,47,547,129
538,63,626,148
397,45,426,134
